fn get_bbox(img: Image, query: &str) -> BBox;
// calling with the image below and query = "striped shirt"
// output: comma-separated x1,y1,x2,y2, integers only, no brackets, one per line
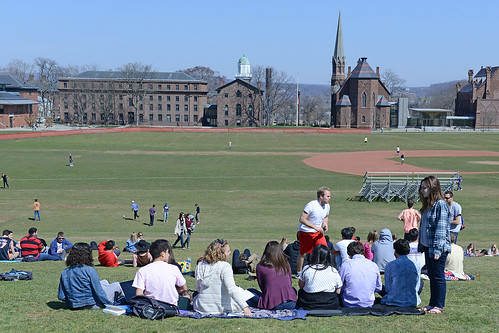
20,234,43,257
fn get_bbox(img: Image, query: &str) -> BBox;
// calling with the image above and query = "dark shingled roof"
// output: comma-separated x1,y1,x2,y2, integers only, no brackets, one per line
0,75,38,90
474,66,499,78
336,95,352,106
71,71,201,82
459,83,473,93
0,92,38,105
216,78,263,93
349,58,378,79
376,95,390,107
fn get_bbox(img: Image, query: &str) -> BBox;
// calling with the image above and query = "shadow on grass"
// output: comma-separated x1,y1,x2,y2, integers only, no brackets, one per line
46,301,66,310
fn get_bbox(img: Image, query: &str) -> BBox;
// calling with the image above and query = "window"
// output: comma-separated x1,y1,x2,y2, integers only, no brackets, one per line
100,83,103,89
119,114,123,121
194,105,198,112
73,83,77,88
149,114,154,121
149,104,153,111
158,96,162,101
101,114,105,121
64,102,68,109
82,83,86,88
108,83,113,89
129,83,133,89
175,85,179,90
109,114,114,121
139,83,142,89
149,96,153,101
184,115,188,122
193,96,197,102
167,85,170,90
194,115,198,122
118,83,123,89
175,104,179,111
149,84,153,90
119,95,123,100
194,84,198,91
175,96,179,102
236,104,241,116
139,95,143,101
225,119,229,126
236,90,242,97
139,114,144,122
92,103,95,109
236,119,241,126
83,113,87,121
158,114,162,121
64,112,69,120
158,84,162,90
139,104,143,110
129,98,133,106
63,82,67,88
166,114,171,122
92,113,96,121
362,92,367,108
249,93,252,98
119,103,123,110
74,113,79,120
373,92,376,106
167,104,171,111
184,96,188,102
224,105,228,116
175,114,180,122
184,105,188,112
167,96,171,102
248,105,253,116
362,115,366,122
184,85,188,90
224,93,228,98
158,104,162,110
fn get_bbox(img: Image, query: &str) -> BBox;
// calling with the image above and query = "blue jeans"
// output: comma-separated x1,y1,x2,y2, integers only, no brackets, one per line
423,247,447,308
150,215,154,226
163,211,169,222
34,210,41,221
36,253,62,261
185,232,191,248
173,235,184,248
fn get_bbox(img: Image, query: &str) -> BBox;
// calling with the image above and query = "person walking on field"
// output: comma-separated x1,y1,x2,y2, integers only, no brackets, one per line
163,202,170,223
401,152,405,164
69,154,73,167
34,199,41,221
2,173,9,188
131,201,139,220
396,146,400,156
297,187,331,278
397,200,421,241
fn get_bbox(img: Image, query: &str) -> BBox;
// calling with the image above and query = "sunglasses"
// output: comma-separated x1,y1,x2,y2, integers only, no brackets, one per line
444,197,451,200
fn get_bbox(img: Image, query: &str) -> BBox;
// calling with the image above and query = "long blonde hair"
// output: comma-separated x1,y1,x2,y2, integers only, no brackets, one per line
130,232,137,243
204,239,229,264
419,176,444,213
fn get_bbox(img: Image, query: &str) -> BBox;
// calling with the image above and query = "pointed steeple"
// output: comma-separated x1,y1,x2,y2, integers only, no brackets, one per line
331,10,345,88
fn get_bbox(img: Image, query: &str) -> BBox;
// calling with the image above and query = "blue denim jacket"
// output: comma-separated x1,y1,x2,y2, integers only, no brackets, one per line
58,265,111,308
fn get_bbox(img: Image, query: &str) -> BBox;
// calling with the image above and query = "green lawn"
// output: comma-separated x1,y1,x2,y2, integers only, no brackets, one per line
0,131,498,332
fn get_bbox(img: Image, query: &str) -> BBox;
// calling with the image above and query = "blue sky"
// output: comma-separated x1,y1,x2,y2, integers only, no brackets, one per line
2,0,497,87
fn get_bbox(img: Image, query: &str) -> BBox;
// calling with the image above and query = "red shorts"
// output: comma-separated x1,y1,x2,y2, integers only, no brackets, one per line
299,231,327,255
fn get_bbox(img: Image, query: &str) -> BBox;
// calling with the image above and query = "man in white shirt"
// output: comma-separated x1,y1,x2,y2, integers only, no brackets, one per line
445,191,462,244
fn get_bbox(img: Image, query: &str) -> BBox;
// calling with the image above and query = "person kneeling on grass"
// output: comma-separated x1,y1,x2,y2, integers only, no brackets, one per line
58,243,112,309
250,241,297,310
297,244,342,310
132,239,187,306
193,239,252,316
381,239,422,307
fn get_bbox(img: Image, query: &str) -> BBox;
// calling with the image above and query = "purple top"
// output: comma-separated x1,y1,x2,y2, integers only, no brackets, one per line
256,264,297,310
339,254,382,308
149,207,156,216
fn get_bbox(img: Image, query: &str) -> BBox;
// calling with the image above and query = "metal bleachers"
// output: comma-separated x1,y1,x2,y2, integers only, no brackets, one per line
358,171,459,203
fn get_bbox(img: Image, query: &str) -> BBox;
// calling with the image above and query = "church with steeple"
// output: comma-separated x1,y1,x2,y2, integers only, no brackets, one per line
330,11,391,129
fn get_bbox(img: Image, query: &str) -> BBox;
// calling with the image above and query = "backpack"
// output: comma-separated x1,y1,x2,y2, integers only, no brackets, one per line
0,269,33,281
129,295,178,320
21,255,36,262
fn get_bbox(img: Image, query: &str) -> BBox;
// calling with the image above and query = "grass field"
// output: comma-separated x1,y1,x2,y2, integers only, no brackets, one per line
0,131,498,332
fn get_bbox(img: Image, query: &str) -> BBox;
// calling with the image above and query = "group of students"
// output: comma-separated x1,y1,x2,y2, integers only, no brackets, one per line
465,243,498,257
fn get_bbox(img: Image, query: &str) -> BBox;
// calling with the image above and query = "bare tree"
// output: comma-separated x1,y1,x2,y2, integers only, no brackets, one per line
252,65,295,126
301,94,329,126
2,59,34,82
177,66,227,103
34,57,61,118
117,62,152,126
381,69,406,97
274,99,296,125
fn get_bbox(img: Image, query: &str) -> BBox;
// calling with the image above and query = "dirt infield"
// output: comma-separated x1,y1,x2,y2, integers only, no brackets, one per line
303,150,499,176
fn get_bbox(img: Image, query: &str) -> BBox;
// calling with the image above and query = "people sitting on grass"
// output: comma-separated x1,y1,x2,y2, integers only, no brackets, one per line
297,244,342,310
407,228,426,275
251,241,297,310
339,241,382,308
48,231,73,259
487,244,498,256
58,242,112,309
133,239,153,267
232,249,259,279
363,230,378,261
465,243,476,257
193,239,252,316
132,239,187,306
98,240,125,267
20,227,62,261
124,232,138,253
381,239,422,307
0,229,18,260
445,233,465,278
333,227,355,269
372,228,396,273
284,232,302,275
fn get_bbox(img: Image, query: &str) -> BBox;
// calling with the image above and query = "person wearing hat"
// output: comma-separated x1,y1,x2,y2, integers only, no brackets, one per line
133,239,152,267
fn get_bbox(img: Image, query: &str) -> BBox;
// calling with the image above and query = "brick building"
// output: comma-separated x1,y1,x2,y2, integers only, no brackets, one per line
455,66,499,129
54,71,208,126
330,12,390,129
0,75,39,128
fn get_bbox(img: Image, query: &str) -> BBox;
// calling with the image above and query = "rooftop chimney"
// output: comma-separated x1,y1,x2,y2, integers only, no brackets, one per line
468,70,473,84
347,66,351,78
376,67,380,77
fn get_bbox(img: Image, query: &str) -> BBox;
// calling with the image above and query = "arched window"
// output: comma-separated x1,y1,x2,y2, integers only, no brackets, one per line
236,104,242,116
236,90,242,97
362,115,366,123
248,105,253,116
373,92,376,106
224,105,228,116
362,92,367,107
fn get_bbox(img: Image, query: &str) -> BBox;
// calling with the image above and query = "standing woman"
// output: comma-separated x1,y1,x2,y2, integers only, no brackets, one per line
254,241,297,310
418,176,451,314
173,212,186,249
193,239,252,316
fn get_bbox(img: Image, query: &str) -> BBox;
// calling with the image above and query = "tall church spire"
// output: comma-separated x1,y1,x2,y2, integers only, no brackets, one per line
331,10,345,88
